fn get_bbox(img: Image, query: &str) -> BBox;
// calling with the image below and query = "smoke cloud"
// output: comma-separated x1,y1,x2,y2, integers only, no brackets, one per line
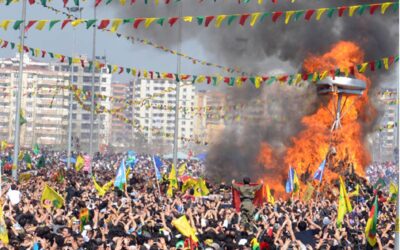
115,0,398,181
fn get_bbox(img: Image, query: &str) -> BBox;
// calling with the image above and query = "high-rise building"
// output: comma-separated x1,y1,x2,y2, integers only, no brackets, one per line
194,90,227,145
110,81,134,150
54,55,112,152
132,78,196,153
374,87,397,162
0,54,112,152
0,54,70,149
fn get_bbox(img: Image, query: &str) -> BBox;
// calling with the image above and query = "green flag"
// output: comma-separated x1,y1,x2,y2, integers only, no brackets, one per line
23,152,31,163
33,144,40,155
19,109,27,126
36,155,45,168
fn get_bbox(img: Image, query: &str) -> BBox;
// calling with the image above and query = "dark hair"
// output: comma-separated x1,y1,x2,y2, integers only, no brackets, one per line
297,221,307,231
11,184,17,190
243,177,251,185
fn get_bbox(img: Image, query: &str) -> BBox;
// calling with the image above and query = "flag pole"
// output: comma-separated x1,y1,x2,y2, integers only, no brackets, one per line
172,0,183,170
88,1,97,176
394,12,400,247
152,157,162,197
12,0,27,181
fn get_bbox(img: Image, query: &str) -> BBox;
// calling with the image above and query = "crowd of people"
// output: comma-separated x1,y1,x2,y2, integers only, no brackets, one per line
366,161,398,191
0,147,396,249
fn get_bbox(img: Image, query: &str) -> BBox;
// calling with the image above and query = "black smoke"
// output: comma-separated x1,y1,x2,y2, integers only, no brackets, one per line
113,0,398,181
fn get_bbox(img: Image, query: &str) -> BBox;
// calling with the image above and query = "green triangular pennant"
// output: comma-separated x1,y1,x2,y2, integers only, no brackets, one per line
191,75,197,84
68,57,72,65
358,5,367,15
13,20,24,30
249,77,255,85
196,16,204,25
288,75,294,85
327,8,335,18
395,55,399,62
126,68,131,74
335,69,341,76
294,10,305,21
175,74,180,82
10,43,15,49
212,77,217,86
393,2,399,12
49,52,54,58
267,76,276,85
107,65,112,73
259,12,269,23
49,20,61,30
5,0,12,5
29,48,35,56
156,18,165,26
74,0,79,5
88,61,93,71
86,19,97,29
106,0,113,4
227,15,238,25
123,18,134,24
40,0,47,6
376,60,382,69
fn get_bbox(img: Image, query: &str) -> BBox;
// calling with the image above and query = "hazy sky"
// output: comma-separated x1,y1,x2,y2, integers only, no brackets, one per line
0,1,220,83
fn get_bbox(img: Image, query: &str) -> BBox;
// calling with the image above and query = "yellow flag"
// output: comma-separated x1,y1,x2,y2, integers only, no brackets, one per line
102,180,114,193
169,165,178,189
0,204,8,245
390,182,398,195
285,11,295,24
382,57,389,70
18,151,23,161
172,216,198,242
349,184,360,197
381,2,393,14
144,18,157,28
0,20,11,30
183,16,193,22
19,173,31,183
215,15,226,28
337,177,353,227
1,140,8,151
199,178,209,196
178,163,186,176
35,20,48,30
266,184,275,204
119,0,126,5
75,155,85,171
250,13,261,27
303,182,315,202
93,177,106,197
358,62,369,73
348,6,360,17
110,19,123,32
41,184,64,209
316,8,327,20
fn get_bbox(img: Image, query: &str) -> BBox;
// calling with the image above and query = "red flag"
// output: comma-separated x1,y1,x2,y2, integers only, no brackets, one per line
28,0,35,4
41,50,46,58
133,18,145,29
272,12,283,22
1,41,8,48
80,59,85,68
232,183,265,212
61,19,72,29
98,19,110,29
304,9,315,20
338,6,348,17
25,20,37,32
204,16,215,27
369,4,380,15
239,14,250,25
168,17,179,27
369,61,375,71
63,0,68,7
95,0,102,7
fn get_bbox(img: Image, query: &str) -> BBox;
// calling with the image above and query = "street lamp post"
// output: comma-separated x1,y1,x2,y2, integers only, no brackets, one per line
12,0,27,180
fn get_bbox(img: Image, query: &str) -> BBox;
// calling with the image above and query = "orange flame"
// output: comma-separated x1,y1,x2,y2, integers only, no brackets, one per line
258,41,376,192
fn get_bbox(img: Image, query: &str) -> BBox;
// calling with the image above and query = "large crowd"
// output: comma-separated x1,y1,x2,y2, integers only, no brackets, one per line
0,148,396,249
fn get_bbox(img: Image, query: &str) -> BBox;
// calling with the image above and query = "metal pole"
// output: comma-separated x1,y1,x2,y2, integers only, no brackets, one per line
66,8,76,170
89,5,97,175
12,0,27,180
172,0,182,169
395,11,400,245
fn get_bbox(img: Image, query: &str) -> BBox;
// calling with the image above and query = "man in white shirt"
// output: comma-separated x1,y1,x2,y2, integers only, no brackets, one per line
6,184,21,206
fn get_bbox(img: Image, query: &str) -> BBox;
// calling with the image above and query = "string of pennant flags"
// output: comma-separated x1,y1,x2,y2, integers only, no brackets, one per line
41,4,246,75
71,87,211,145
0,2,397,32
1,0,342,7
0,38,398,90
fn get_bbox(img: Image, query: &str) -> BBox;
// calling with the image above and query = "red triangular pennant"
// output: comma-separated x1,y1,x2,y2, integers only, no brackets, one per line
133,18,145,29
168,17,179,27
98,19,110,29
239,14,250,25
338,6,348,17
272,12,283,22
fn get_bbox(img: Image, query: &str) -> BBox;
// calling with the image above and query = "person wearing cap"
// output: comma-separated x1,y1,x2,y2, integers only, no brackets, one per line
232,177,263,230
